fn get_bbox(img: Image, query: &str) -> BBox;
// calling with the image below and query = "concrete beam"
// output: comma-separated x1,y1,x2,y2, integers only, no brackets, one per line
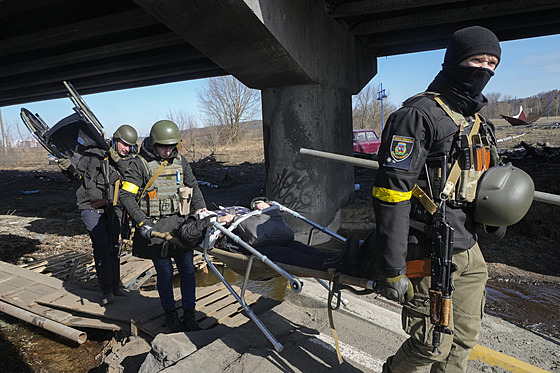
133,0,376,93
133,0,312,88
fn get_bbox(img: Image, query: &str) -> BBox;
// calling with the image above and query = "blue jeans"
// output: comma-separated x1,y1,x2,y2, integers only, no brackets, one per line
152,251,196,311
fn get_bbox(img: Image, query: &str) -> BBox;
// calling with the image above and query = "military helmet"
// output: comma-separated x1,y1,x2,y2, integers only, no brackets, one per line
474,163,534,226
150,120,181,146
113,124,138,146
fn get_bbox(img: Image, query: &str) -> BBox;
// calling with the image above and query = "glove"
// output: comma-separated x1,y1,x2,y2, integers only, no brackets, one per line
109,147,122,163
138,219,155,240
57,157,72,171
374,274,414,304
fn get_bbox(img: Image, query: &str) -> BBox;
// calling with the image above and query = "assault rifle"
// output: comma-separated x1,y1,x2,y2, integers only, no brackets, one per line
429,153,457,354
101,158,117,241
118,211,132,256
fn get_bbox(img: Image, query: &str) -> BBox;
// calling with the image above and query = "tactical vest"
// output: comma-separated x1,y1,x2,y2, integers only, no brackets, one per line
138,156,183,218
411,92,500,214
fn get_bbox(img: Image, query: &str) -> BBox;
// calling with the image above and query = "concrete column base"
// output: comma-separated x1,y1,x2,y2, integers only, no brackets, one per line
262,83,353,244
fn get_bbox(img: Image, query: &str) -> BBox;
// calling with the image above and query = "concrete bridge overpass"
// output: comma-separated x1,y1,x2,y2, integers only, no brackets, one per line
3,0,560,239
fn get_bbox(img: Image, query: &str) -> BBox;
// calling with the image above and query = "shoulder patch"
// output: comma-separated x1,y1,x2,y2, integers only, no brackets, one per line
383,135,415,170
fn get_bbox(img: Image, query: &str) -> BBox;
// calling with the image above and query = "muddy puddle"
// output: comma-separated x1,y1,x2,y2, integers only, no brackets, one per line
195,265,289,301
0,314,109,372
485,280,560,339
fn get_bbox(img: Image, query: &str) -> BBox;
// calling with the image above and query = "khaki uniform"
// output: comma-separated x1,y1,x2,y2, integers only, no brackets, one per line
384,243,487,372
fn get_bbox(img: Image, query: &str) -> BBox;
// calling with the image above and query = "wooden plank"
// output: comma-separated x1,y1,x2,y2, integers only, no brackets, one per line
7,283,62,307
65,318,123,331
131,284,224,326
196,283,227,300
222,312,250,328
0,271,16,283
120,256,154,285
0,261,123,332
216,293,260,328
126,267,156,291
133,284,261,336
20,252,80,270
0,282,21,296
138,314,166,336
36,287,165,323
197,291,260,330
0,276,35,294
23,252,86,271
197,296,238,319
196,288,231,308
0,261,64,288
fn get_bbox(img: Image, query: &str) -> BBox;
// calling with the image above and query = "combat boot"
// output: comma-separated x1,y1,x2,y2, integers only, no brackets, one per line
321,235,361,275
183,308,202,331
165,309,185,333
100,293,115,306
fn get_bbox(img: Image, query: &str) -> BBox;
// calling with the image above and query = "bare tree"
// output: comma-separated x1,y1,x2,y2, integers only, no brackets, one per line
480,91,503,119
166,108,199,161
352,83,397,133
196,76,260,144
202,117,227,155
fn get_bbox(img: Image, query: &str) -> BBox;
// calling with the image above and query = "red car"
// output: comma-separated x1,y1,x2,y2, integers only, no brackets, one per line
353,129,381,157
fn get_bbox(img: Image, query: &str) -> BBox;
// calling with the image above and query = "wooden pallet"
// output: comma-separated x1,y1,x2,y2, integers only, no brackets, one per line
2,259,262,338
19,251,208,289
133,283,261,337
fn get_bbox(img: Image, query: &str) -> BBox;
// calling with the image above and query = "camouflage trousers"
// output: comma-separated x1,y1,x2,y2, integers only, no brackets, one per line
383,243,488,373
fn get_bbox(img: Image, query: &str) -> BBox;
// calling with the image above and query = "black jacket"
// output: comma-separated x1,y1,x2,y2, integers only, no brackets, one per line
75,147,132,215
372,93,497,277
119,138,206,259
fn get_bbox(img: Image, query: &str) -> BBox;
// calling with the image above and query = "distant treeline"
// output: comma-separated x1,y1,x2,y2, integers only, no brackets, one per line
479,89,559,120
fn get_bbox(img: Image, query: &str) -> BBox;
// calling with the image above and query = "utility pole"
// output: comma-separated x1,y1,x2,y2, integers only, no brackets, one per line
377,83,387,130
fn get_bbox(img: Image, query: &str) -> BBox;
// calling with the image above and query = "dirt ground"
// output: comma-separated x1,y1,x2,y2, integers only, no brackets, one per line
0,123,559,371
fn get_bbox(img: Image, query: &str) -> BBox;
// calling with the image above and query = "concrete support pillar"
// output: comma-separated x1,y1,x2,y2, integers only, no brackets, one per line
135,0,377,240
262,84,353,242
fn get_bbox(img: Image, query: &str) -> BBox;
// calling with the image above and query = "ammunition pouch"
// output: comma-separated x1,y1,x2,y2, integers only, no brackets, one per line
411,93,500,212
139,156,184,218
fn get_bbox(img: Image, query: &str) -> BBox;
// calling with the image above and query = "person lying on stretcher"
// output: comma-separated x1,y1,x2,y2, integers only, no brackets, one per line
176,197,352,273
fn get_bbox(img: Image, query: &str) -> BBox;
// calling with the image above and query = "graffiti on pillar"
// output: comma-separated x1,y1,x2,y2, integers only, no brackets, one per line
269,167,312,211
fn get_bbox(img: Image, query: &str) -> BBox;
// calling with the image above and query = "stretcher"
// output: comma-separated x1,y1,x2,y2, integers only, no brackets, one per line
199,201,377,352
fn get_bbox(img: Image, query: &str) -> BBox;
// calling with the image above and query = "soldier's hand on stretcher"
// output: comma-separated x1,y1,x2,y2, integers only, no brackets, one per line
138,219,155,239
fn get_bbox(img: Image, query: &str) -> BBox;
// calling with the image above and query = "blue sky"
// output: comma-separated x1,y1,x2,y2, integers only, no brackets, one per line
2,33,560,140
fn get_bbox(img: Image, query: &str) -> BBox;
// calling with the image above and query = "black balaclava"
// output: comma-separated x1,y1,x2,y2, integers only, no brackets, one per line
427,26,501,116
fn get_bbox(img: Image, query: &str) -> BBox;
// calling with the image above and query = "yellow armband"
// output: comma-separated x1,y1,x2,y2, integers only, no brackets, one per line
121,181,140,194
372,186,412,203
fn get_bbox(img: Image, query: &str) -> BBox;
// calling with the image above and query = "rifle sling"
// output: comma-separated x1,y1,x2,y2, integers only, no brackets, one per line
411,184,438,215
113,179,120,206
137,160,168,203
433,96,482,200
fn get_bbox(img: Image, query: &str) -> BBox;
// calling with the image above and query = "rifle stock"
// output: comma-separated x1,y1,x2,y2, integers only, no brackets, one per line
430,210,456,354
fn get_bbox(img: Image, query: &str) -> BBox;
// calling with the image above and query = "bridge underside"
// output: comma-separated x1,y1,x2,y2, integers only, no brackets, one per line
3,0,560,240
2,0,560,107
